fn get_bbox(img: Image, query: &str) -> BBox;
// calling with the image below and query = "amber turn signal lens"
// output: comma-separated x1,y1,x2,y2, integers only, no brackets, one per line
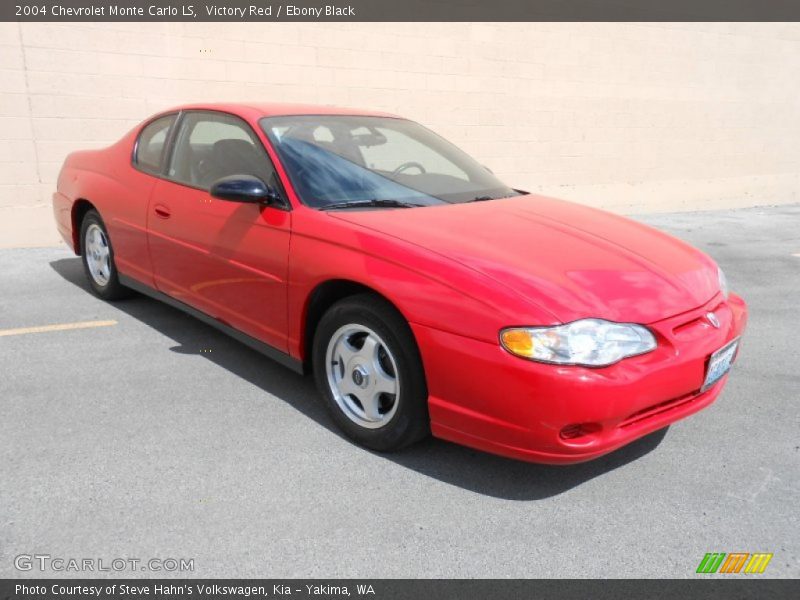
500,329,534,357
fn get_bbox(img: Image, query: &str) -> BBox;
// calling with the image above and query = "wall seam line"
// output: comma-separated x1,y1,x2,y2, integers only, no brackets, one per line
17,21,44,204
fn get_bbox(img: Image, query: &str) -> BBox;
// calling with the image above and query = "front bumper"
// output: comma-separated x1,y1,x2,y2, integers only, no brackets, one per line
412,292,748,464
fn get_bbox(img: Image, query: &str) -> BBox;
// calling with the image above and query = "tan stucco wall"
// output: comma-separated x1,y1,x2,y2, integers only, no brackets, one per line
1,21,799,247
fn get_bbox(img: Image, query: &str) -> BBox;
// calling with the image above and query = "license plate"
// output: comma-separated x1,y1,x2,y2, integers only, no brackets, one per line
702,338,739,392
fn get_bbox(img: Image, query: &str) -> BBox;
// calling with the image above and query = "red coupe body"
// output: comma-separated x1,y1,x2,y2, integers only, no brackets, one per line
53,103,747,464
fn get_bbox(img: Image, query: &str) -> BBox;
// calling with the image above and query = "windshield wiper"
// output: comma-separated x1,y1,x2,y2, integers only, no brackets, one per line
320,199,423,211
470,193,521,202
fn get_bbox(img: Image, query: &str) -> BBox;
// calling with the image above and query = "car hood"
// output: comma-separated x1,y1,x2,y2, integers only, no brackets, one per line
328,195,720,324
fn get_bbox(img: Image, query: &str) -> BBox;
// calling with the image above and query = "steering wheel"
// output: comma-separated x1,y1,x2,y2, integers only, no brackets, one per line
195,158,215,188
392,161,426,176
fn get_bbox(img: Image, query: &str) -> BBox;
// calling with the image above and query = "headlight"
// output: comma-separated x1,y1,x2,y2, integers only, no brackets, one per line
500,319,657,367
718,266,729,299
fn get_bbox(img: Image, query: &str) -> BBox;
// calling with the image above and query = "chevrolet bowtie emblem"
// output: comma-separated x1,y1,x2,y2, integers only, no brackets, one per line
706,312,720,328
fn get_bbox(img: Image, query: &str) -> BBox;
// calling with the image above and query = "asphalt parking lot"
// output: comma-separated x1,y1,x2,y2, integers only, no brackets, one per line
1,204,798,578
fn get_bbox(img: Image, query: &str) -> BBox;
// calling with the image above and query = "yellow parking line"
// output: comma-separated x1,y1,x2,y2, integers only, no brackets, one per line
0,320,118,337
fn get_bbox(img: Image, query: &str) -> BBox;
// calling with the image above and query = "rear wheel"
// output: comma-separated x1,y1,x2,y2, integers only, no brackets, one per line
80,210,130,300
312,294,429,451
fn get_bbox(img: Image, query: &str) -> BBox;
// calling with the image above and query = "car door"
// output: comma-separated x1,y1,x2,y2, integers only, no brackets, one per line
147,110,291,352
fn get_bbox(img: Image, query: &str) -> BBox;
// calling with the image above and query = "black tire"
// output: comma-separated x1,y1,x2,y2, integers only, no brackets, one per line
79,209,131,301
312,293,429,451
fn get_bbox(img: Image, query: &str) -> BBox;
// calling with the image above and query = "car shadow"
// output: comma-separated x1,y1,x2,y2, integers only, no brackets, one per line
50,257,668,501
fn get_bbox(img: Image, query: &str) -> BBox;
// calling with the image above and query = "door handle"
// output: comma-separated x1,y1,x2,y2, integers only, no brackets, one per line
154,204,171,219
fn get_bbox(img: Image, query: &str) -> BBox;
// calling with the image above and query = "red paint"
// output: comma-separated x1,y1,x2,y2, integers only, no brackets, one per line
53,103,747,464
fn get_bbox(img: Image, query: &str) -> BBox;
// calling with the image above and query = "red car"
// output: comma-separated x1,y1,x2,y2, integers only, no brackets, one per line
52,103,747,464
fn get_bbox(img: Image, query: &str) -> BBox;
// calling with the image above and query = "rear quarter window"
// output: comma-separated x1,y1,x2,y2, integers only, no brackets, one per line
134,114,177,174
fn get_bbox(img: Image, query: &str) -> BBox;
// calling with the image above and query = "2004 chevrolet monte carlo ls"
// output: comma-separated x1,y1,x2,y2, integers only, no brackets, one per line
52,103,747,464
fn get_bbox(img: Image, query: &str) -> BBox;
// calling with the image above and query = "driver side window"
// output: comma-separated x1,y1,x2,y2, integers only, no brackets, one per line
168,112,278,191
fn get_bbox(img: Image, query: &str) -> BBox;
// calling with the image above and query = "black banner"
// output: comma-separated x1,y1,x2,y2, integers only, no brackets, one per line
2,580,799,600
5,0,800,22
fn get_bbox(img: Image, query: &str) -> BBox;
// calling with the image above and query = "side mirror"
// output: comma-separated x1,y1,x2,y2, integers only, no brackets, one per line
209,174,280,205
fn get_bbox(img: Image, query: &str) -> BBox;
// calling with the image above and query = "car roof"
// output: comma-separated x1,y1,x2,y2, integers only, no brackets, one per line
162,102,402,120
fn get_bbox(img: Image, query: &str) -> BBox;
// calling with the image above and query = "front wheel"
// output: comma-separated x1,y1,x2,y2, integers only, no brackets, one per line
80,209,130,300
312,294,429,451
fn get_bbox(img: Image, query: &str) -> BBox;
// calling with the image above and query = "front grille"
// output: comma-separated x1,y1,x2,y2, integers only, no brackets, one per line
618,390,700,428
672,301,724,337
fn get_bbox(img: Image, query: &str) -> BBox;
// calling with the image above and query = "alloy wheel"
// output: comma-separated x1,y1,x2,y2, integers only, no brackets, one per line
84,223,111,286
324,324,400,429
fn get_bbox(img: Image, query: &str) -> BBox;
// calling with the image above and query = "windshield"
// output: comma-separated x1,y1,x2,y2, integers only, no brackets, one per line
260,115,520,208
